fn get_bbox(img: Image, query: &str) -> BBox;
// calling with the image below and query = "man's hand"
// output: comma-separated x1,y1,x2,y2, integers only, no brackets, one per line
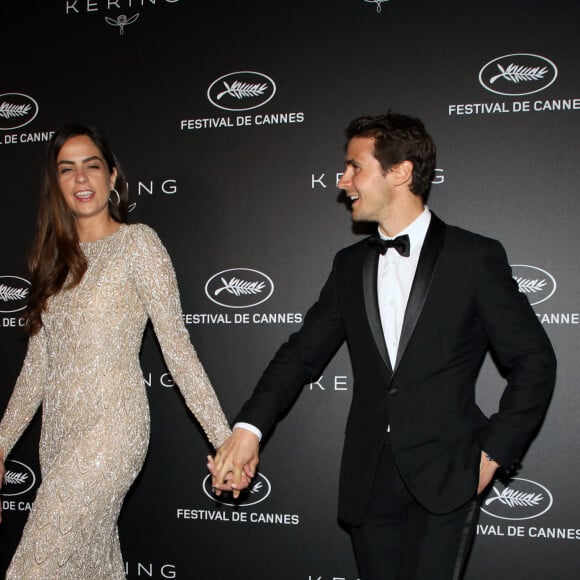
209,428,260,499
206,455,252,493
477,451,500,495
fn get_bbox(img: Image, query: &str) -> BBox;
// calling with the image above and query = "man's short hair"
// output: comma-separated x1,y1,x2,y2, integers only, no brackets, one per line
345,113,436,200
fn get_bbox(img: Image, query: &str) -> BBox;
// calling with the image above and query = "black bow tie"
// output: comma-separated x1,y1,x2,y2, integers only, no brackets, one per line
368,234,411,257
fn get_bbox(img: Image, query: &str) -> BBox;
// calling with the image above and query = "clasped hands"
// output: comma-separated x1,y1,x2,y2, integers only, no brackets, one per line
207,428,260,499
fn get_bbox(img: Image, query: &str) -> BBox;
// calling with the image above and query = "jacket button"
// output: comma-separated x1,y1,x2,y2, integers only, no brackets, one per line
388,388,399,396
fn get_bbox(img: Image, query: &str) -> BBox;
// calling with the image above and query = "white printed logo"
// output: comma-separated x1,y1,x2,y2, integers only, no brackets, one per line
2,460,37,497
481,477,553,521
205,268,274,308
207,71,276,111
0,276,31,314
479,54,558,96
202,472,272,507
363,0,390,12
0,93,39,130
511,265,556,306
105,13,139,35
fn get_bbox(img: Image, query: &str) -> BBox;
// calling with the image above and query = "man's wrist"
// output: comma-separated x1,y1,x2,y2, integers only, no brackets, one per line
233,422,262,442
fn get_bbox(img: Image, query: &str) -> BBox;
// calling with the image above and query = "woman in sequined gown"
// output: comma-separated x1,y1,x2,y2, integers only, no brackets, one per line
0,124,232,578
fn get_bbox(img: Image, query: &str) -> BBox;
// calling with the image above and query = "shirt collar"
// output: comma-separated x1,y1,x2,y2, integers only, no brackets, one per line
378,206,431,254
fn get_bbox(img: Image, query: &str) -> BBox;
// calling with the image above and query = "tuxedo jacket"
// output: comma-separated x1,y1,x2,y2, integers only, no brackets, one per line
236,213,556,525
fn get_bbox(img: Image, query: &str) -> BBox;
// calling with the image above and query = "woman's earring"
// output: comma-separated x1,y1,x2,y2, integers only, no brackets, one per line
109,188,121,206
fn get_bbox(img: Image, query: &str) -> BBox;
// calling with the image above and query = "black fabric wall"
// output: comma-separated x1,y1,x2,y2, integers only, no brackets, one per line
1,1,579,578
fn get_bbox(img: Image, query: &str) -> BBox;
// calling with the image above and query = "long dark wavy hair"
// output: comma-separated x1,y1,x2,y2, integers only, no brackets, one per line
25,123,128,335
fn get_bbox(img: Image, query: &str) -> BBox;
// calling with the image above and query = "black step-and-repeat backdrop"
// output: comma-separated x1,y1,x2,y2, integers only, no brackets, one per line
1,1,579,578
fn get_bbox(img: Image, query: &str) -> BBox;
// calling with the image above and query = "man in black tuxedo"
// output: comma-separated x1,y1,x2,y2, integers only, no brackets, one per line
210,113,556,579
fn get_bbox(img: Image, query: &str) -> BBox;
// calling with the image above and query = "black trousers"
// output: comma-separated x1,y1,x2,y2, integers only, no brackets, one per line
350,441,480,580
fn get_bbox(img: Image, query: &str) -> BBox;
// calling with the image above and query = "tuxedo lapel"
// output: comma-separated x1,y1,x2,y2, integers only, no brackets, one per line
362,243,393,374
394,214,446,372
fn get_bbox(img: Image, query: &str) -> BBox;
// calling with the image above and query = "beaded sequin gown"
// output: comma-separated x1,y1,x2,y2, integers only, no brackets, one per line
0,224,231,579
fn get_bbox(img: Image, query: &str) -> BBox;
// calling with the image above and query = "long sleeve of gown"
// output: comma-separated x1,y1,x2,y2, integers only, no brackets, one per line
129,224,231,449
0,326,47,456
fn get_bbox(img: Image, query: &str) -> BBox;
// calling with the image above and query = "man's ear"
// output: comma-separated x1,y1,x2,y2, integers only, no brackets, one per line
391,160,413,187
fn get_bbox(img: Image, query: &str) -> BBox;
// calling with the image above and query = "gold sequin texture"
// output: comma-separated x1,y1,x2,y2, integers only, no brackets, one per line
0,224,231,579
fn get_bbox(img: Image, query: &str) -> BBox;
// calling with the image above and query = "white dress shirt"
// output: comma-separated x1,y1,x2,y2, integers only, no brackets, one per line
378,207,431,433
378,207,431,367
